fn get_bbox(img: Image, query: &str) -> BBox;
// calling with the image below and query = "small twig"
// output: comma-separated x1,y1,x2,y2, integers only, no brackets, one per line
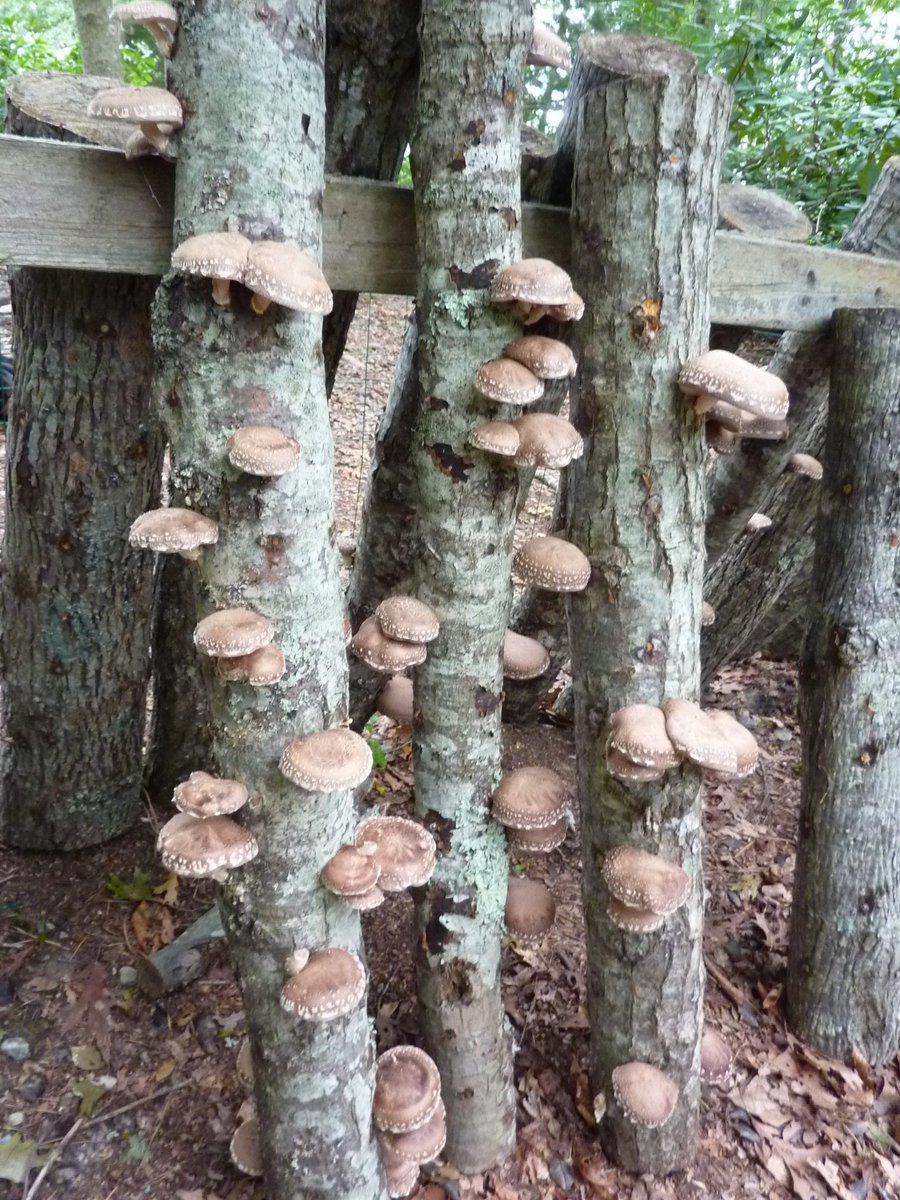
705,953,756,1015
38,1081,192,1146
24,1117,83,1200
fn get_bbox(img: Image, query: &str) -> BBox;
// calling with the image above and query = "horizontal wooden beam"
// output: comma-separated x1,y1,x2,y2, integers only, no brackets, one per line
2,135,898,331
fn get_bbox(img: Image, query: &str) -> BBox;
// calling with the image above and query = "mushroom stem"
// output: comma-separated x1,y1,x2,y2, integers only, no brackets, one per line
139,121,170,156
147,21,175,57
250,292,273,316
177,546,202,562
210,277,232,307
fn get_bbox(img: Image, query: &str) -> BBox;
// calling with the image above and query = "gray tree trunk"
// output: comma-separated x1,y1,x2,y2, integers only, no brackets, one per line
74,0,124,80
152,3,384,1196
567,61,731,1173
702,157,900,680
409,0,530,1171
786,307,900,1064
1,74,163,850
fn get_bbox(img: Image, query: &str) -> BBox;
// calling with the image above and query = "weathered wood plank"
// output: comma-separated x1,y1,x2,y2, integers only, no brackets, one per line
2,135,899,330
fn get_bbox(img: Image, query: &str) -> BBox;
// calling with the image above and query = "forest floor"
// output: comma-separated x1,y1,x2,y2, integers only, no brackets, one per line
1,291,899,1200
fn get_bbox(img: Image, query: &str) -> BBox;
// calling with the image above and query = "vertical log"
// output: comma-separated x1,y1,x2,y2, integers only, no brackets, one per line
567,60,731,1172
786,307,900,1063
73,0,124,80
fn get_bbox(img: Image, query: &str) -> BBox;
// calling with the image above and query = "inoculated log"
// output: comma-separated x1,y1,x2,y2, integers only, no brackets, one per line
786,307,900,1063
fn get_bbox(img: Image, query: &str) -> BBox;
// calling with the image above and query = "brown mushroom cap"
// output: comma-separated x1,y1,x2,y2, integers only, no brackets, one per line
605,745,666,784
492,766,569,830
490,259,574,309
377,675,414,724
502,630,550,681
380,1098,447,1165
612,1062,679,1128
173,770,248,818
513,536,591,592
700,1029,734,1085
279,728,373,792
787,452,823,480
227,425,301,477
545,289,585,322
527,22,571,68
662,698,739,773
110,3,178,57
607,896,667,933
468,420,520,458
679,350,789,421
193,608,274,658
216,642,286,686
602,846,690,916
354,817,436,891
705,710,759,778
280,947,366,1020
512,413,584,468
475,358,545,406
504,335,576,379
384,1161,420,1199
374,1045,442,1134
343,884,385,911
229,1115,263,1177
609,704,680,771
321,844,381,898
87,84,183,127
505,876,557,938
351,616,428,672
157,812,258,876
243,240,334,315
129,507,219,560
171,232,250,304
376,596,440,645
506,816,568,853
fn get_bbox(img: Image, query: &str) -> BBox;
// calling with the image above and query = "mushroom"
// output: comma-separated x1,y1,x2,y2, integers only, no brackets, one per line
489,258,574,324
611,1062,679,1128
602,846,691,916
157,812,258,878
506,818,568,854
606,896,667,934
375,596,440,644
193,608,274,658
351,617,428,672
491,766,569,830
128,507,219,561
745,512,773,532
511,413,583,468
545,290,585,322
700,1029,734,1085
705,420,739,454
504,335,576,379
513,536,591,592
279,727,373,792
704,710,759,778
242,240,333,316
787,452,823,480
376,676,414,725
110,2,178,58
475,359,545,406
86,85,183,156
701,600,716,627
235,1039,254,1089
527,22,571,68
227,425,301,477
171,232,251,306
608,704,680,772
384,1161,420,1199
379,1098,447,1165
216,642,286,686
173,770,248,818
354,817,436,891
662,698,739,774
605,747,666,784
502,630,550,681
123,128,158,159
280,947,366,1020
678,350,789,424
229,1114,263,1177
321,843,382,904
468,420,520,458
505,876,556,938
374,1045,442,1133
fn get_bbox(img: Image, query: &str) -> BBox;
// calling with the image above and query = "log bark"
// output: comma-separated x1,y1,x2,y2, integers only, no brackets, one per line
567,60,731,1173
0,74,163,850
786,307,900,1063
73,0,124,80
152,2,384,1196
408,0,530,1171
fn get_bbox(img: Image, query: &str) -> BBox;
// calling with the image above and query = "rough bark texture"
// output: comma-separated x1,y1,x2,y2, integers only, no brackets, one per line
73,0,124,80
702,157,900,680
0,79,163,850
409,0,531,1171
567,66,731,1173
786,308,900,1064
153,3,384,1197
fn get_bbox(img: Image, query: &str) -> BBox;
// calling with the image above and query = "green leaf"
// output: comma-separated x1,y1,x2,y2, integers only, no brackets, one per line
368,737,387,769
72,1078,107,1117
123,1132,149,1162
0,1134,44,1183
106,868,154,902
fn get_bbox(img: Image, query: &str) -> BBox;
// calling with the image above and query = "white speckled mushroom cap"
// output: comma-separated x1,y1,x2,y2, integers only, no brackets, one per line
216,642,286,686
321,843,382,898
354,816,436,891
193,608,274,658
110,3,178,57
380,1098,447,1165
700,1029,734,1085
172,232,250,284
229,1115,263,1177
545,289,584,322
280,947,366,1020
512,413,583,469
129,508,219,556
602,846,690,916
343,884,385,911
88,85,183,127
375,596,440,644
705,710,759,778
612,1062,679,1128
227,425,301,477
505,876,557,938
279,727,373,792
679,350,789,420
490,259,573,308
157,811,258,877
528,22,572,68
173,770,248,818
662,698,739,773
376,675,414,724
475,359,545,406
468,420,520,458
504,335,576,379
513,536,591,592
351,616,428,671
374,1045,442,1134
243,240,333,315
492,766,569,830
787,452,823,480
609,704,680,770
605,744,666,784
502,629,550,681
506,816,568,853
606,896,667,933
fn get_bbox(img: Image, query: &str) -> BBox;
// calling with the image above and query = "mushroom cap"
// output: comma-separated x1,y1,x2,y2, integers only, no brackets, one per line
343,884,385,911
173,770,248,818
171,231,250,283
236,1039,254,1088
129,507,219,555
376,596,440,644
112,1,178,24
227,425,301,477
351,616,428,671
87,85,183,127
322,844,382,898
475,358,545,406
229,1116,263,1177
527,22,571,68
490,259,574,308
602,846,690,915
279,728,373,792
492,766,569,830
512,413,583,468
505,876,556,937
612,1062,679,1128
374,1045,442,1134
787,452,823,480
513,536,591,592
468,420,520,458
377,675,414,724
384,1160,420,1199
280,947,366,1020
705,710,759,778
380,1099,447,1165
701,600,716,627
506,817,568,853
243,241,334,315
739,415,790,441
679,350,789,421
662,698,739,773
607,896,667,933
745,512,773,532
124,128,158,159
193,608,274,658
504,335,576,379
609,704,680,770
216,642,286,686
700,1029,734,1085
545,290,585,322
502,629,550,681
157,812,258,876
605,745,666,784
354,816,436,891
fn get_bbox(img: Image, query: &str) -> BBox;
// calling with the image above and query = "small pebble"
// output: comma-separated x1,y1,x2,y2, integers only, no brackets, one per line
20,1075,45,1102
118,965,138,987
1,1036,31,1062
6,1111,24,1127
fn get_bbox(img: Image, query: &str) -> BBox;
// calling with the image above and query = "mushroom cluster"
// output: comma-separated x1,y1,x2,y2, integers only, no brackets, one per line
351,595,440,675
193,606,286,688
490,258,583,327
606,700,758,783
320,816,436,911
491,766,570,853
603,845,690,933
374,1045,447,1197
157,771,257,883
678,349,790,453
